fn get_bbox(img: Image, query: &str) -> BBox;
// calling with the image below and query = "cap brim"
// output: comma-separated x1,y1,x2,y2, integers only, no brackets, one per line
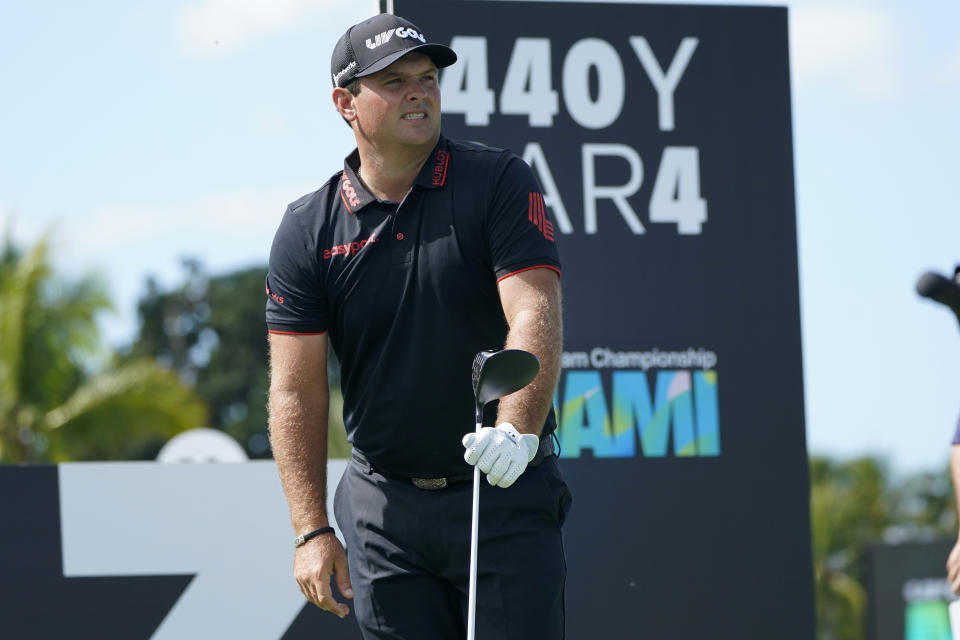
356,43,457,79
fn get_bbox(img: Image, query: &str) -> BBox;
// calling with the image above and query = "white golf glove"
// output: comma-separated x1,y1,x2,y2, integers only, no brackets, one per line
462,423,539,488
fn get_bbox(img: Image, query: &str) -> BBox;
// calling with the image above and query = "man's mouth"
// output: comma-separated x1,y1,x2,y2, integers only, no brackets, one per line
402,112,426,120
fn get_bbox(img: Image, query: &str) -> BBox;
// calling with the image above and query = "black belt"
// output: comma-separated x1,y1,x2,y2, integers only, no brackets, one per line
409,474,473,490
350,450,473,490
351,435,555,491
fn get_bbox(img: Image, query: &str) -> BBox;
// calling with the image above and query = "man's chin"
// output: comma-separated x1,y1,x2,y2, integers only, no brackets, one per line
397,127,441,149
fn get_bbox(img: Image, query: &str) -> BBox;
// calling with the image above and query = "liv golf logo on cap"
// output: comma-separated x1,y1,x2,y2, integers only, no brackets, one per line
365,26,427,50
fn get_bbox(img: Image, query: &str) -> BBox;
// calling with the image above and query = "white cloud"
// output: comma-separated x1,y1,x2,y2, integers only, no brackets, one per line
179,0,340,56
790,5,899,96
82,188,302,248
0,204,51,248
53,187,314,344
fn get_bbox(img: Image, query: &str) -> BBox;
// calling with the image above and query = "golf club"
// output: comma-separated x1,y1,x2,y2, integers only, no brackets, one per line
467,349,540,640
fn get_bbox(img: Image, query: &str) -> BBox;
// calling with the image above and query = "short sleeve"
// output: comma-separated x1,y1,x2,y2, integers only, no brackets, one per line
952,414,960,445
265,206,329,334
487,154,561,282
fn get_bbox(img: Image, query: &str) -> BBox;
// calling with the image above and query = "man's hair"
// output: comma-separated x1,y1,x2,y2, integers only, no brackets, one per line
340,79,361,128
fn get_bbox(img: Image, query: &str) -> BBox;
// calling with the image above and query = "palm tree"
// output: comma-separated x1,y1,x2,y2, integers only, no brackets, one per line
809,456,897,640
0,234,206,462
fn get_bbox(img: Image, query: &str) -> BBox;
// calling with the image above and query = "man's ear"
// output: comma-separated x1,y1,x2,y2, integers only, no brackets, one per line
332,87,357,122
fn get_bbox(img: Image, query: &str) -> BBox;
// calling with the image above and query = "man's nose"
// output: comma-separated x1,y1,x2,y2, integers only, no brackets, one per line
406,79,428,99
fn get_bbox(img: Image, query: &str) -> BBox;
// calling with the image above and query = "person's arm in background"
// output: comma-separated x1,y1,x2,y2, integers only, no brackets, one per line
268,333,353,617
946,414,960,593
948,444,960,593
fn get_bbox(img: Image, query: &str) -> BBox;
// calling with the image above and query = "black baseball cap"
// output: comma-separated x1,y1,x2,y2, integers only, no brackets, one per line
331,14,457,88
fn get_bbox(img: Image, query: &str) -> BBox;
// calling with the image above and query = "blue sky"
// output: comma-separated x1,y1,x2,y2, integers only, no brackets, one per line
2,0,958,473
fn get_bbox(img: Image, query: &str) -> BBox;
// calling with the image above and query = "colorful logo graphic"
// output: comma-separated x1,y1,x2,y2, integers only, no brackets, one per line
555,362,719,459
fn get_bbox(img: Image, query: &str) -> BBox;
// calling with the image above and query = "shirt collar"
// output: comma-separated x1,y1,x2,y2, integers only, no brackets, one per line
339,137,451,214
340,150,377,215
413,136,451,190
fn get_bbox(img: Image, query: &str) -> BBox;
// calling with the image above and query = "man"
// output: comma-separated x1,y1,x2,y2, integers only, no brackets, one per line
265,13,571,639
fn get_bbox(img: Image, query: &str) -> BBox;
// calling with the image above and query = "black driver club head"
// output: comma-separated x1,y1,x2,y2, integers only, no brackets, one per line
471,349,540,412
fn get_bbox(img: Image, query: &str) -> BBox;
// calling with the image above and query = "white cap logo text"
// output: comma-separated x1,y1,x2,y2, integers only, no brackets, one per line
366,27,427,50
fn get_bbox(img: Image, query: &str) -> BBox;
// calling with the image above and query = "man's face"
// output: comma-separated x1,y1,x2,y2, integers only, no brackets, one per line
352,53,441,151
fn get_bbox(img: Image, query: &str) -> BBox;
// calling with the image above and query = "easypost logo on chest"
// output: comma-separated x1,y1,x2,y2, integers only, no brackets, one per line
323,234,380,260
366,27,426,49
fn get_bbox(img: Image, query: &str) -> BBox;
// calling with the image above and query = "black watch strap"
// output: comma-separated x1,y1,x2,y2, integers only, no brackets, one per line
294,526,335,547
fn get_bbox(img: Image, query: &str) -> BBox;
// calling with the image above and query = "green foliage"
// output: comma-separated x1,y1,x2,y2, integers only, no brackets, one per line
326,387,350,459
0,234,206,462
44,360,207,460
125,258,349,458
809,455,957,640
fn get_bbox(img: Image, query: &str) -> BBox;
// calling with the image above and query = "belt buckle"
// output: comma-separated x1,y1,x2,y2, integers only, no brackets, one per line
411,477,447,490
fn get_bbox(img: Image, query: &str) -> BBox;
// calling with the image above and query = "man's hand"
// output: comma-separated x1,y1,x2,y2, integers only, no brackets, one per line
462,423,539,488
947,538,960,594
294,533,353,617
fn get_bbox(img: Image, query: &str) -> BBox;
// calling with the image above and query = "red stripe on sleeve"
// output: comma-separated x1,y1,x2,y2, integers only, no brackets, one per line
537,194,545,234
495,265,562,283
268,330,328,336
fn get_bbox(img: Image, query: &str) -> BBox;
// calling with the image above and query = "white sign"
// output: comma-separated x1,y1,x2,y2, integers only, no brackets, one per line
59,460,348,639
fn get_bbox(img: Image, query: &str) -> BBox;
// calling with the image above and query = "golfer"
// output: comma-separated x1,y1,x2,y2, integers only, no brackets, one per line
266,13,570,639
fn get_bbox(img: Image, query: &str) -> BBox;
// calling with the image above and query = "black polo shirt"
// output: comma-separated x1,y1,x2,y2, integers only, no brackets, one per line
266,136,560,477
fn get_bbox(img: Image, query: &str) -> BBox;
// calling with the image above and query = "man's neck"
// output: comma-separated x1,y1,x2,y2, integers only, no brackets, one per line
355,138,437,202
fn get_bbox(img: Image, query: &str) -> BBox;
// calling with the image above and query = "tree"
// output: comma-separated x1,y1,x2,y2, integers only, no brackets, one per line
809,455,957,640
0,234,206,462
809,456,885,640
125,259,349,458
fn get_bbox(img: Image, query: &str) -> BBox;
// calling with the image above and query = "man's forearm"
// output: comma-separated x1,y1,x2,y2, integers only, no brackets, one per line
269,389,332,531
497,287,562,437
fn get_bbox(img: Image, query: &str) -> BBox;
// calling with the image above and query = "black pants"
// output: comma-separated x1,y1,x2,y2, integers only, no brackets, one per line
334,452,571,640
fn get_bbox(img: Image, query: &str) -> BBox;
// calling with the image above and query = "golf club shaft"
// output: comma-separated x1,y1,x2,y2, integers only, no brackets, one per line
466,349,538,639
467,420,481,640
951,599,960,638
